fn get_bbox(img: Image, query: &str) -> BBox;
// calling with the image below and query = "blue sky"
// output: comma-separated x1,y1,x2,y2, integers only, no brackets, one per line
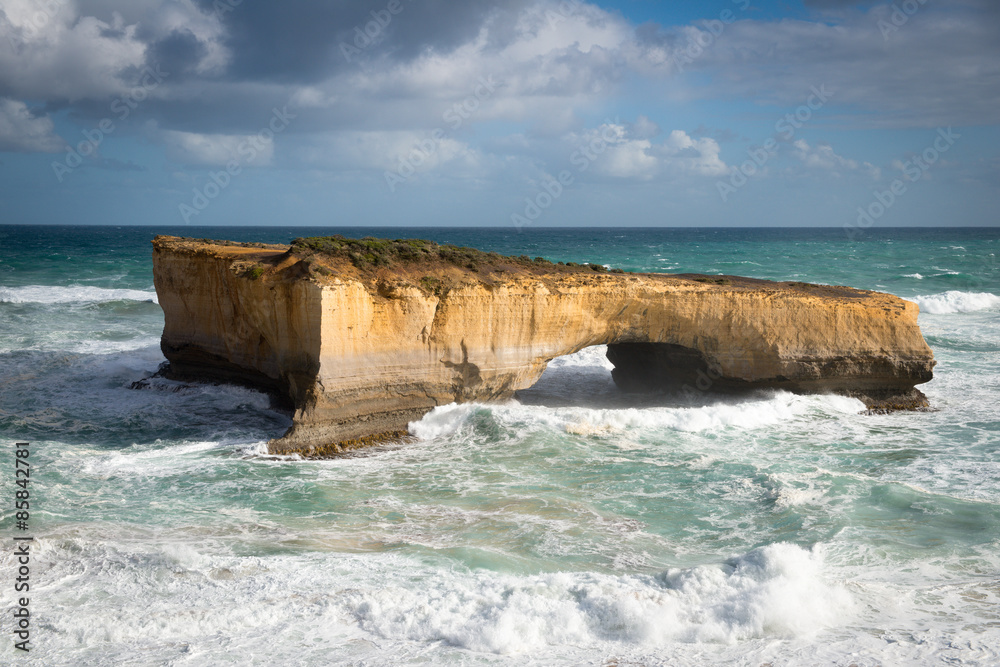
0,0,997,228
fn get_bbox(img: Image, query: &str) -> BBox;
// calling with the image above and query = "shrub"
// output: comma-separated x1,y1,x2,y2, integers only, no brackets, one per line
419,276,443,294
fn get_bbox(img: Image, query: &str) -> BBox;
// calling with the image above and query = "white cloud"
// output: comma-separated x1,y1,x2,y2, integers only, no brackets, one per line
566,123,729,181
0,0,227,101
656,129,729,177
792,138,879,179
633,8,1000,127
161,128,273,166
0,0,993,193
503,1,631,60
1,5,144,100
792,139,857,170
0,98,63,152
295,130,477,174
278,1,635,135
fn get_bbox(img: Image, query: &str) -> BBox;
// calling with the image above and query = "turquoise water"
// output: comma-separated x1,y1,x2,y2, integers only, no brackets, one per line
1,225,999,665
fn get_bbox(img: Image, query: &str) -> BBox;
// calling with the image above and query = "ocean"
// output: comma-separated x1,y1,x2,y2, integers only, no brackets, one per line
1,225,998,666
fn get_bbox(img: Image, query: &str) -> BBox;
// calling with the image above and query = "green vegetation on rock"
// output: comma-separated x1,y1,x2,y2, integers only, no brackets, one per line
290,235,627,277
292,235,519,271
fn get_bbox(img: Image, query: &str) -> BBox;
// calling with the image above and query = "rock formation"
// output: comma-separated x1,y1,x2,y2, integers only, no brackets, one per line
152,235,936,456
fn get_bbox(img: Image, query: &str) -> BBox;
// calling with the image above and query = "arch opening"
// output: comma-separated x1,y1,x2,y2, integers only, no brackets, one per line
605,342,718,393
514,342,734,409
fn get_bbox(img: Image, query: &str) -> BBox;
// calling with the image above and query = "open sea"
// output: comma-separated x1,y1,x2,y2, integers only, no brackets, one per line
1,224,999,666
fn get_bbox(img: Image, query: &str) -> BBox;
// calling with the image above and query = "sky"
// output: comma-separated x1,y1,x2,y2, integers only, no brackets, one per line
0,0,997,228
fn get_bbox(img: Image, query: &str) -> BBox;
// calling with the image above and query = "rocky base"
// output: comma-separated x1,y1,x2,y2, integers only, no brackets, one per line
849,387,932,413
271,430,415,458
268,408,433,456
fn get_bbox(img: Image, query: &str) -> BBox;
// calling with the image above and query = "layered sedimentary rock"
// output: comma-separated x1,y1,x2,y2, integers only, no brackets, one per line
152,236,935,456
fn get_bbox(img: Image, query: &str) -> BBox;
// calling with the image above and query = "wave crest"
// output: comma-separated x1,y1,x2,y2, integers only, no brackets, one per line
911,291,1000,315
0,285,158,304
345,542,853,653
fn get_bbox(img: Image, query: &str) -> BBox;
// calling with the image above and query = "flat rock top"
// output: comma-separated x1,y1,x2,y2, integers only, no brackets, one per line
152,235,882,303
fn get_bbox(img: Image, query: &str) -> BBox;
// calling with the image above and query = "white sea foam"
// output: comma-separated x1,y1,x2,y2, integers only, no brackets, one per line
911,291,1000,314
0,534,860,665
0,284,158,304
75,440,227,479
344,542,853,653
71,336,163,355
763,472,829,509
410,392,863,441
903,273,923,279
414,345,863,441
545,344,615,370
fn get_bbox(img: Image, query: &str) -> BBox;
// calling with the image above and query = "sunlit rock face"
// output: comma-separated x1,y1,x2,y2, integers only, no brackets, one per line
153,236,935,456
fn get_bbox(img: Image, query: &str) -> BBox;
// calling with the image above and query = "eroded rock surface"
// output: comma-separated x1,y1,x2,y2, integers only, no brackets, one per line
152,236,935,456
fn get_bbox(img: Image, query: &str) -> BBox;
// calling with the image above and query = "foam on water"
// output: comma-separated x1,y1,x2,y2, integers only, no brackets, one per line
0,534,855,665
68,335,163,355
0,334,163,356
912,290,1000,314
545,344,615,370
344,542,853,653
0,284,158,304
410,391,864,442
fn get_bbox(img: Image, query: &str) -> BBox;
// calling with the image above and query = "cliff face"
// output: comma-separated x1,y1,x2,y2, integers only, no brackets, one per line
153,240,322,407
152,236,935,456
